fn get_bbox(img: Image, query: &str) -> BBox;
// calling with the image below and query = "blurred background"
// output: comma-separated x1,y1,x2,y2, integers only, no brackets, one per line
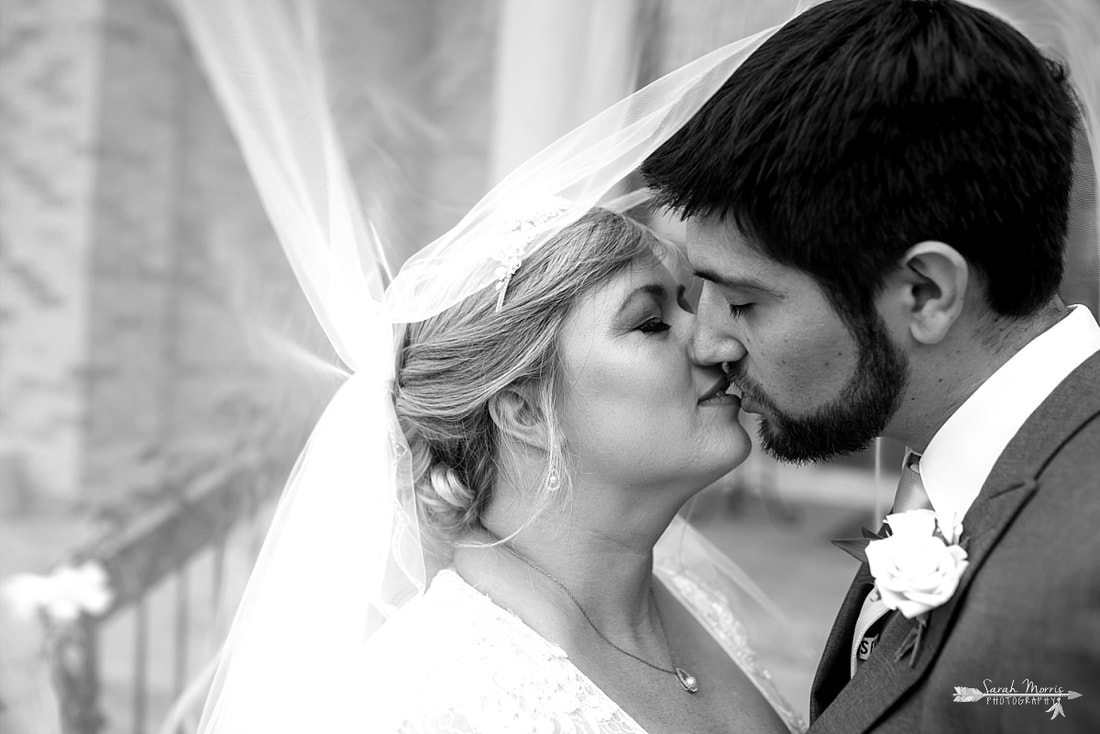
0,1,1096,733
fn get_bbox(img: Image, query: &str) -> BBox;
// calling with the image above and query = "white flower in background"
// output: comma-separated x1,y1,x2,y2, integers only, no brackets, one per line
866,510,969,619
1,562,113,623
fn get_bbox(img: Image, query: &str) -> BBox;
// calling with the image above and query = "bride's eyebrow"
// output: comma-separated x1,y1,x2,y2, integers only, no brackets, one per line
616,283,667,315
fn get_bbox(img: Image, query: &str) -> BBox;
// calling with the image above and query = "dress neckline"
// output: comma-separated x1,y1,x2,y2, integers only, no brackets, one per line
431,557,804,733
431,567,651,732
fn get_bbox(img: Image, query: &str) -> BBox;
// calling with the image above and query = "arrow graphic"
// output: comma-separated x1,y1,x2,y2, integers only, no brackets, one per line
953,687,1083,703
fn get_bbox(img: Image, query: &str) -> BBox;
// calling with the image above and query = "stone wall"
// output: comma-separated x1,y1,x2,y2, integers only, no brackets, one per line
0,0,323,510
0,0,497,510
0,0,104,506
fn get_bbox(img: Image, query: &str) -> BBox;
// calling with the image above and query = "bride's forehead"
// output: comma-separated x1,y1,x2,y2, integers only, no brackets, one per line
589,255,674,298
621,251,675,281
561,258,674,329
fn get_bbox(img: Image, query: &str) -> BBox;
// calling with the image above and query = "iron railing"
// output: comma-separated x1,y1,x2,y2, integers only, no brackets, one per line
49,462,285,734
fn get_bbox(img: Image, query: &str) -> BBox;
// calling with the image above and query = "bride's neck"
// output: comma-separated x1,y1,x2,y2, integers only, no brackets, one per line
452,480,681,632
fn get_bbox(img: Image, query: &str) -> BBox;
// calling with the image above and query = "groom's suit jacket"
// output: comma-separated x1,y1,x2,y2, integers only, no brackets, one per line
808,351,1100,734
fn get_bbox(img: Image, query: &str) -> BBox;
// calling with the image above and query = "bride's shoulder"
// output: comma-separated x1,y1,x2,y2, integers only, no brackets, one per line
342,569,619,733
362,570,523,664
352,569,523,682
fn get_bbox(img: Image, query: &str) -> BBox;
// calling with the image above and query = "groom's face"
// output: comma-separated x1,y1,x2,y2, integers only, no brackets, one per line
686,217,909,462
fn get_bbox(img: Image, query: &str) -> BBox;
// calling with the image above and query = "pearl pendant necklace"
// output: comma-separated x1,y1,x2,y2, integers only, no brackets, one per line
497,540,700,694
675,667,700,694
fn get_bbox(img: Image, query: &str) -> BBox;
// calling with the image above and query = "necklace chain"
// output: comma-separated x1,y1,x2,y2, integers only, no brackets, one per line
496,540,699,693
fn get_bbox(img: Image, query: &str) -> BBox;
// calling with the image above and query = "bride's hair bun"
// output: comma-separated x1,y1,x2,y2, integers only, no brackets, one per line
428,464,471,509
425,462,477,532
394,208,667,538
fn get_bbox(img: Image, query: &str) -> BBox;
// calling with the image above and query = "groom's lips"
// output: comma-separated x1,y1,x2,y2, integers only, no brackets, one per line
733,383,763,414
698,375,738,403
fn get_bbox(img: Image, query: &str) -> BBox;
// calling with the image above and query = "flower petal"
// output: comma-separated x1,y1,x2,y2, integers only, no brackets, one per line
885,509,937,537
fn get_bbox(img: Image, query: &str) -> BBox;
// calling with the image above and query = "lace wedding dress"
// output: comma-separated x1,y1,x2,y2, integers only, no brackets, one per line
337,517,807,734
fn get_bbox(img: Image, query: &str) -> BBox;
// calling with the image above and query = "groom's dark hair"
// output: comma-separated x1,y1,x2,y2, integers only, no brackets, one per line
642,0,1080,324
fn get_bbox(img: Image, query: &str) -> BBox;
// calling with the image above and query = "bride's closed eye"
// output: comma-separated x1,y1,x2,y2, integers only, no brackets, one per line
636,284,692,333
728,303,753,317
637,317,671,334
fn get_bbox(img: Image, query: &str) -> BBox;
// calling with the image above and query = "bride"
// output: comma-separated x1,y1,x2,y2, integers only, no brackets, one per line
175,1,807,732
198,206,807,734
362,207,801,732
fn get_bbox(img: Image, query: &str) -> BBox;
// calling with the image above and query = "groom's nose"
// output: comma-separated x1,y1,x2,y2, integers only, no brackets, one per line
691,284,747,367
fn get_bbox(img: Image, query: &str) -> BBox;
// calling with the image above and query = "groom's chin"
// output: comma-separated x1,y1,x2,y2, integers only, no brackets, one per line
755,414,878,465
753,415,817,465
756,428,826,466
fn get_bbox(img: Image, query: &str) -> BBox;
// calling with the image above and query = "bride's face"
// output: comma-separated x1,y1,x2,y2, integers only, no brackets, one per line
555,254,750,495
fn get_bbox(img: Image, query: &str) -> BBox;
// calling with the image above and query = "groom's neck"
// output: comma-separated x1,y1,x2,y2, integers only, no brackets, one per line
889,299,1069,451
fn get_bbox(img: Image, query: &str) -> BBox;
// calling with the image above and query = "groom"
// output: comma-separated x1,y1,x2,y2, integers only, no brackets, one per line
644,0,1100,731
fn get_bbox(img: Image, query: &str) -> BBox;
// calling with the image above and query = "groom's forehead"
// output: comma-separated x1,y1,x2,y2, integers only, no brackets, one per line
686,217,783,278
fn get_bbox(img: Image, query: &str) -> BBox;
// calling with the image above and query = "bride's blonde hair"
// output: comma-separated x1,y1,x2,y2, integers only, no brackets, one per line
395,208,665,538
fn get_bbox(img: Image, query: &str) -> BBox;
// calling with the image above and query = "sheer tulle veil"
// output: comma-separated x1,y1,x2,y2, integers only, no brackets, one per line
169,0,1100,731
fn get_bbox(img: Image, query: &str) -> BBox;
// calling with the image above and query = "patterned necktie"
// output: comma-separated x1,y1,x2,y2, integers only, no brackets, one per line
849,452,931,677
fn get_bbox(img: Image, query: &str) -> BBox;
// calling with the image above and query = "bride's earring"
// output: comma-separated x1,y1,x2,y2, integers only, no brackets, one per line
546,467,561,492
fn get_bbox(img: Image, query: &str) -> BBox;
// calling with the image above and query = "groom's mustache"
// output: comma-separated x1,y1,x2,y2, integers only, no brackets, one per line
722,361,776,412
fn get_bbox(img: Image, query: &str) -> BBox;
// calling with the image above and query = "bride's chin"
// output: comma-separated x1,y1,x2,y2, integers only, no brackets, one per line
714,426,753,470
682,451,753,498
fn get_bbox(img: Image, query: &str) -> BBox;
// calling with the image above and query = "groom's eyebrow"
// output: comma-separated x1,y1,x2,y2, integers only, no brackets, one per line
692,267,782,297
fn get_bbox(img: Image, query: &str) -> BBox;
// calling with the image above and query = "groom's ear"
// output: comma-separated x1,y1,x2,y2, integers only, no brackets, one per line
488,385,550,450
894,241,970,345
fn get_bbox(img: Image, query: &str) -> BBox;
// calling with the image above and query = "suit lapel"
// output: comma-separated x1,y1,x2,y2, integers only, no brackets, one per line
810,564,872,719
810,353,1100,732
811,476,1039,732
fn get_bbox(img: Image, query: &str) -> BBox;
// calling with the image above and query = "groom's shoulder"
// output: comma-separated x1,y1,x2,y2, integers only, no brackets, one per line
985,351,1100,556
1018,352,1100,508
991,353,1100,561
1057,347,1100,396
1025,414,1100,529
1017,350,1100,465
914,367,1100,733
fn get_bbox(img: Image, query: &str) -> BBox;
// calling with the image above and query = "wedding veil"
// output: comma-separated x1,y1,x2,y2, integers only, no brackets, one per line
170,0,1100,732
173,1,789,731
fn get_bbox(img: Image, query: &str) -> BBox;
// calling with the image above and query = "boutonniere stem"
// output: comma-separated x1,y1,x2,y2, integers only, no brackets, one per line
894,613,929,667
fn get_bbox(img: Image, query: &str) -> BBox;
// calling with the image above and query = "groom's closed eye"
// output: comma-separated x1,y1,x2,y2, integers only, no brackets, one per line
692,268,780,318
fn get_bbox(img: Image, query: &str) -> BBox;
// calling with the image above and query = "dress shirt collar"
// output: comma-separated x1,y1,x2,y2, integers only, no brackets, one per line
917,305,1100,538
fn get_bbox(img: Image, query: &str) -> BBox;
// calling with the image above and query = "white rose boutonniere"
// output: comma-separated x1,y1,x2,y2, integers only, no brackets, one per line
865,509,969,619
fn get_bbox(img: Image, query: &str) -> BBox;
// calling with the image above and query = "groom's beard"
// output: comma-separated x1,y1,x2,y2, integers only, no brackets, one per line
730,314,909,464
